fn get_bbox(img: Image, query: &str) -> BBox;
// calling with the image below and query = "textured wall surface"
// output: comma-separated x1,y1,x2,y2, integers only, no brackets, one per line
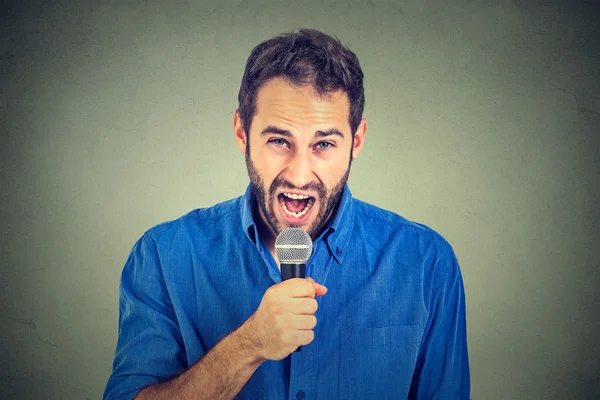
1,0,599,399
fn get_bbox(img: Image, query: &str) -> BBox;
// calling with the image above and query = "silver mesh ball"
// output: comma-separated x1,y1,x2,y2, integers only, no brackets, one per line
274,228,313,263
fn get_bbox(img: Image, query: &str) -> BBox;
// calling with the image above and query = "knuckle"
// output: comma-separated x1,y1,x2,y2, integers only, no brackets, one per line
305,330,315,344
271,298,286,315
282,331,293,345
305,281,314,293
289,278,301,286
264,287,275,301
267,301,278,316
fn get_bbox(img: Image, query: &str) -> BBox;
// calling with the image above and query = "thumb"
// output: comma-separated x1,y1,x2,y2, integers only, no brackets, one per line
306,277,328,297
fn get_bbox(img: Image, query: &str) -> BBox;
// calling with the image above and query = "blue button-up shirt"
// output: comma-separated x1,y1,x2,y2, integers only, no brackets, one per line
104,185,470,399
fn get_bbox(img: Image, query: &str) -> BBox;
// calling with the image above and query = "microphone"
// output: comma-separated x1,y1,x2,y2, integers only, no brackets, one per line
275,228,313,352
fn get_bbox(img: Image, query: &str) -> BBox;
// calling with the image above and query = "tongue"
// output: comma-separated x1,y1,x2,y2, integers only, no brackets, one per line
285,198,309,213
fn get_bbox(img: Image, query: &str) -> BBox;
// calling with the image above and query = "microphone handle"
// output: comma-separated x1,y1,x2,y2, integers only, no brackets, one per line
281,262,306,281
281,262,306,352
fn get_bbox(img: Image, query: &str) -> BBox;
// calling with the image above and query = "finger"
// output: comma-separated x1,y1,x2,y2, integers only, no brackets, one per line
309,281,328,297
288,297,318,315
298,329,316,346
277,278,308,293
287,314,317,330
288,279,316,298
306,277,328,297
314,282,328,297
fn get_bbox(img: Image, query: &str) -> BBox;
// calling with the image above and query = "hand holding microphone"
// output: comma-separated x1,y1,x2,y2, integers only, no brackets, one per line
245,228,327,361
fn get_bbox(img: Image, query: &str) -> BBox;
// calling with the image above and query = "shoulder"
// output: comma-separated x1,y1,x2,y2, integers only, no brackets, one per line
353,198,453,252
140,195,244,250
352,198,459,286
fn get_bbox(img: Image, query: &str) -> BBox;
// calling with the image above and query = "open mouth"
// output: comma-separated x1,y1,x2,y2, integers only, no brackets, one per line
278,192,316,219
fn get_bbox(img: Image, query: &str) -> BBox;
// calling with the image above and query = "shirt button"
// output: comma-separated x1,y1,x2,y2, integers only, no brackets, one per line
335,247,342,256
296,390,306,399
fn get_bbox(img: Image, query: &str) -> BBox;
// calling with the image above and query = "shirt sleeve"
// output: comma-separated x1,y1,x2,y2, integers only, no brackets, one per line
104,234,186,400
408,240,471,399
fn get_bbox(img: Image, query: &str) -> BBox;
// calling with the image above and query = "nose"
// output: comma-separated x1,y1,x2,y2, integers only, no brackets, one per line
284,148,314,189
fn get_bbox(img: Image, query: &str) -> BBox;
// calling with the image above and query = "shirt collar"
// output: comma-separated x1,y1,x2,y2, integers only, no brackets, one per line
240,183,354,264
241,184,260,247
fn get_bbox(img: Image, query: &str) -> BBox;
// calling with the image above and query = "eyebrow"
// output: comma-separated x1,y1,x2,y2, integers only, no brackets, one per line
260,125,345,139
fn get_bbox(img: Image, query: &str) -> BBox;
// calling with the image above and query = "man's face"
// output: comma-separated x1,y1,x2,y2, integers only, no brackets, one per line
234,78,366,240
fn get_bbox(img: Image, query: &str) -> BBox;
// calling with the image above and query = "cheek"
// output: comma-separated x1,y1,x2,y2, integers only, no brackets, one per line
252,148,281,176
315,159,350,186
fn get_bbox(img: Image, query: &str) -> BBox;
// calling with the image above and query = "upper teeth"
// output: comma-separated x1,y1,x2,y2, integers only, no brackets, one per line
284,192,310,199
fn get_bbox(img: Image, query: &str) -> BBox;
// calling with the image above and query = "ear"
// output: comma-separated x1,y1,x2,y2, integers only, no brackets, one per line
233,110,247,154
351,118,367,159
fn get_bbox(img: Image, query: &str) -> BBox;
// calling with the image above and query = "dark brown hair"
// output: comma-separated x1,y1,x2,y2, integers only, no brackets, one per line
237,29,365,138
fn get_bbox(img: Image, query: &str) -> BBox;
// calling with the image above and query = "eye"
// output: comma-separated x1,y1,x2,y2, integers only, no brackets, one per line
315,141,334,150
269,138,289,147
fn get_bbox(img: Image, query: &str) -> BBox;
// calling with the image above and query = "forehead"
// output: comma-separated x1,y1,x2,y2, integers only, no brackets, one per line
253,78,350,130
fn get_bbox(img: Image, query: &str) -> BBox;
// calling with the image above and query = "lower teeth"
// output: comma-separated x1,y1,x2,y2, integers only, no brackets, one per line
282,199,314,218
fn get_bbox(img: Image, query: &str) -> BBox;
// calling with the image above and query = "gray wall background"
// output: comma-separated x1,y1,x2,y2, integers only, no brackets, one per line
1,0,599,399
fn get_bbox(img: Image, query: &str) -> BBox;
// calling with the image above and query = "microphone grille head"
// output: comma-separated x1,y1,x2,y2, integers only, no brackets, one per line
274,228,313,263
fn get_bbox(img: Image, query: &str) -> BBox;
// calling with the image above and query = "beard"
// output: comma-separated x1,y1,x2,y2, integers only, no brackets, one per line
245,147,351,240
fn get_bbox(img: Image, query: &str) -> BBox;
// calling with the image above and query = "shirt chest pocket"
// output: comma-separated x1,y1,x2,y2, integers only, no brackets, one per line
338,325,422,400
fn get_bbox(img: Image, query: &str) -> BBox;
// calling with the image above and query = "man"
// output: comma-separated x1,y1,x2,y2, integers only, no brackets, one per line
104,29,470,400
